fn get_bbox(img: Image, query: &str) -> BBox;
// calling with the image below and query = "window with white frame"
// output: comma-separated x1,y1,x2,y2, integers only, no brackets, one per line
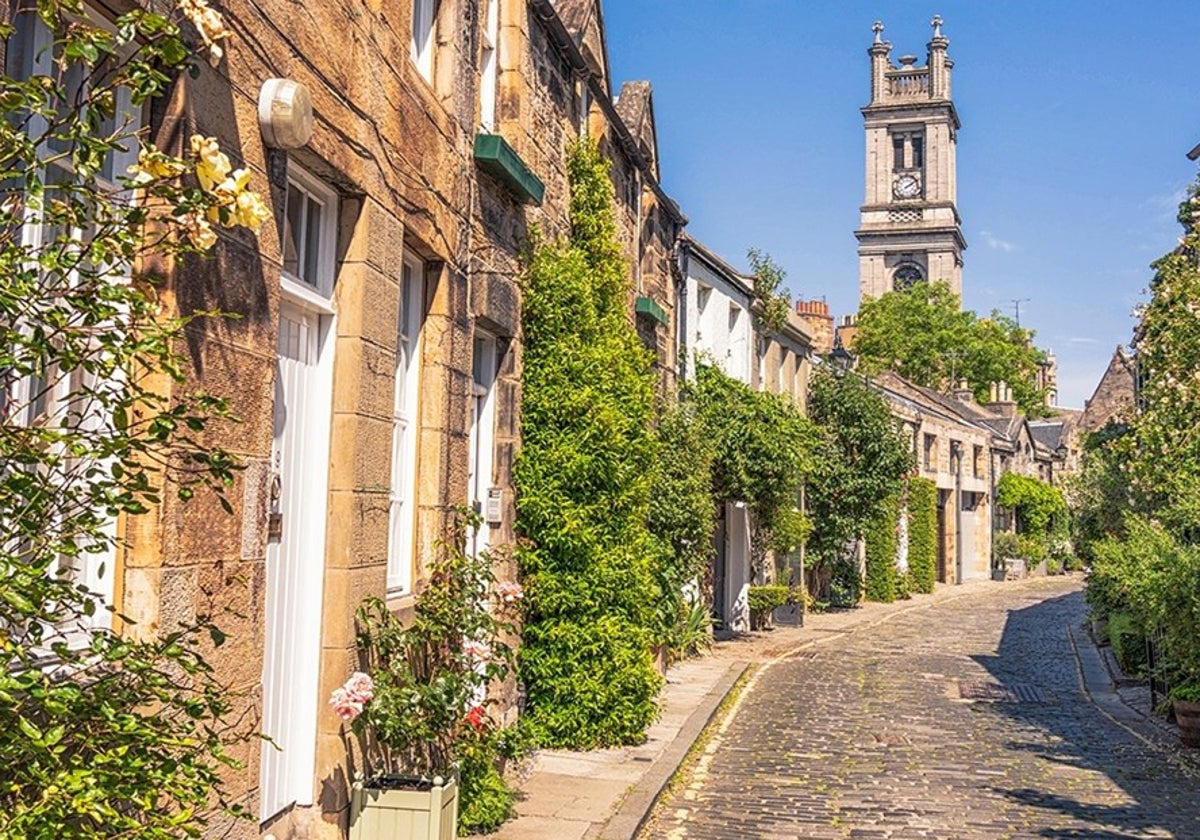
411,0,437,82
387,254,426,593
479,0,499,131
468,333,498,557
281,170,337,297
4,3,141,634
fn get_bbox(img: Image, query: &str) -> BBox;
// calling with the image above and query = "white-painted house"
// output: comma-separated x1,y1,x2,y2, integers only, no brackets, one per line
677,235,756,632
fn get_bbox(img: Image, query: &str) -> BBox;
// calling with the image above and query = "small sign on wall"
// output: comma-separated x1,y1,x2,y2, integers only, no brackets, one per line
485,488,503,525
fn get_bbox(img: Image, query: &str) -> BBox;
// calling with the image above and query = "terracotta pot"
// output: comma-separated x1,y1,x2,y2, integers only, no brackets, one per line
1173,699,1200,748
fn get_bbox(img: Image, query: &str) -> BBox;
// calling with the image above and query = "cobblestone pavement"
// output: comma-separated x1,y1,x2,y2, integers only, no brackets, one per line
641,577,1200,839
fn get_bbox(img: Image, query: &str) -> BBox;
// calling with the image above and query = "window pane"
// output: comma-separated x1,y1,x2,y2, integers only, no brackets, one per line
282,183,303,278
303,195,322,286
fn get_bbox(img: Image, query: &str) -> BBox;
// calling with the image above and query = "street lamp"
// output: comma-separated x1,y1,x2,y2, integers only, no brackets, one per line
829,334,854,373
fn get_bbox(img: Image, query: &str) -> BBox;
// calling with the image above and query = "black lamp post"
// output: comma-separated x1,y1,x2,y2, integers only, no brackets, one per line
829,334,854,373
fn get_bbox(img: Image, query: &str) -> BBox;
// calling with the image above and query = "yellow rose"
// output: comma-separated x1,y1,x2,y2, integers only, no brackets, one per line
181,212,218,250
189,135,231,190
234,189,271,232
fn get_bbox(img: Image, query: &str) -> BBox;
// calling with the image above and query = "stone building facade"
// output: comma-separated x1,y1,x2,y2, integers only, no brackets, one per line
17,0,684,836
856,17,965,302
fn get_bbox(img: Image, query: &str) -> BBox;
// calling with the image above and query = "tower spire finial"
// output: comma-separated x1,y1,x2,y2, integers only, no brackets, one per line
872,20,884,44
931,14,943,38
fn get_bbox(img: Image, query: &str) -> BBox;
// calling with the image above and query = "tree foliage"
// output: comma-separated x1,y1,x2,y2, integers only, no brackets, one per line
996,472,1065,537
0,3,265,836
688,364,816,579
745,248,791,334
853,281,1049,416
805,366,913,567
515,138,662,748
647,395,716,652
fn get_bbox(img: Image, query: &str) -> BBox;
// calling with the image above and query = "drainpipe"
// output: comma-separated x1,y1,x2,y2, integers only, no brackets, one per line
673,242,689,381
952,441,964,584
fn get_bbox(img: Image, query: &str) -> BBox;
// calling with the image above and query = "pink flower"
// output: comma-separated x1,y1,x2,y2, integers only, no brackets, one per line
496,581,524,605
344,671,374,703
330,687,364,722
330,672,374,721
462,640,490,662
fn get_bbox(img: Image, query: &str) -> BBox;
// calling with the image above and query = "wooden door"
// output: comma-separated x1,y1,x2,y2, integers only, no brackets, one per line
260,303,332,820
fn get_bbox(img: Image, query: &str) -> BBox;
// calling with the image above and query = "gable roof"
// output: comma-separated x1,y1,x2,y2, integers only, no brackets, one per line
614,81,659,180
553,0,611,97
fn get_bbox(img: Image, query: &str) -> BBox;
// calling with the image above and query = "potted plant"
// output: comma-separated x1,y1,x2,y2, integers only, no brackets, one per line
332,513,523,839
1170,684,1200,748
747,585,790,631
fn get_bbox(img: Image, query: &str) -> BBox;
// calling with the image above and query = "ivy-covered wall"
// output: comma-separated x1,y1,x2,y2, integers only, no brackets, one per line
907,477,938,593
863,494,900,603
514,139,662,749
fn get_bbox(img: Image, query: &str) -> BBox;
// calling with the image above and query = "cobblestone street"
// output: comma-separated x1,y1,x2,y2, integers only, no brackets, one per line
641,578,1200,839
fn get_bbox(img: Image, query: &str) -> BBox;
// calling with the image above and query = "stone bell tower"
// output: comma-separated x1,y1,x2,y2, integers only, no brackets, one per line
856,16,966,303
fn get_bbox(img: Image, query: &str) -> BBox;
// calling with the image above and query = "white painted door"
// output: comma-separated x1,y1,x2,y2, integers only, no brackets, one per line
260,302,332,820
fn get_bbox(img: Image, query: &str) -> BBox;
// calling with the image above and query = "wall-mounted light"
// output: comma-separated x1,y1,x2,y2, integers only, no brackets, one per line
258,78,313,150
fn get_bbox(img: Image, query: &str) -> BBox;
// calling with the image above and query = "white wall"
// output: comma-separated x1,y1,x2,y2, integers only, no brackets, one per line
685,257,753,384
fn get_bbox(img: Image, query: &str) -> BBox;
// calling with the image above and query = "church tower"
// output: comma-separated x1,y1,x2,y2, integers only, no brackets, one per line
856,16,965,303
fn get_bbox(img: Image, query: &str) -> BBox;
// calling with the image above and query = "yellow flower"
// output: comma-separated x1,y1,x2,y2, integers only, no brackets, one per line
178,0,231,64
189,134,231,190
180,212,218,250
213,167,253,205
128,148,187,185
234,189,271,232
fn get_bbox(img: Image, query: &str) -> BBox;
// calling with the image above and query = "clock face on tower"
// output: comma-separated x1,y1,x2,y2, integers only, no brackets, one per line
893,173,922,200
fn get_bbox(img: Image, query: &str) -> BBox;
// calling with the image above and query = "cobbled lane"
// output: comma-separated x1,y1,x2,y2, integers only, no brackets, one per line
641,578,1200,839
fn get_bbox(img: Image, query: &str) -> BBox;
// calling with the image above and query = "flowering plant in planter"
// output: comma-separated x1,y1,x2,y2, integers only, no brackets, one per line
332,512,527,832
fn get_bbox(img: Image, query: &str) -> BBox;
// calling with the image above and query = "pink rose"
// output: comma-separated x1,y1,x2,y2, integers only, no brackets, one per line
344,671,375,703
329,687,364,722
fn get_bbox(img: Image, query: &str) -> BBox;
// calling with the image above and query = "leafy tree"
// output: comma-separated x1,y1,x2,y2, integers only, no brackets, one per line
516,138,662,748
0,1,265,836
853,281,1049,415
805,366,913,579
746,248,791,334
647,395,716,649
689,364,816,581
1122,181,1200,535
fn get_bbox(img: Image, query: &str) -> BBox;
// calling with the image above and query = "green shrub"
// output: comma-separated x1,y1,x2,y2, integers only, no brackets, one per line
519,616,660,747
1107,612,1148,678
907,477,937,593
1017,534,1048,564
863,494,900,603
515,139,663,747
993,530,1020,562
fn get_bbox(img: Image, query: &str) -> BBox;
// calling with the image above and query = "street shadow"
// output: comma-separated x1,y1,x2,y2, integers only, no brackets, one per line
971,590,1200,838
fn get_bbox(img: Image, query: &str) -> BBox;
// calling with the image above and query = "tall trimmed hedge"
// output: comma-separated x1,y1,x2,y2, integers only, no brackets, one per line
863,494,901,603
907,477,938,593
515,139,662,748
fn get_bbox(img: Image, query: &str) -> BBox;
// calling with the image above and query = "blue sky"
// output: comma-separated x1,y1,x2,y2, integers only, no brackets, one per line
602,1,1199,408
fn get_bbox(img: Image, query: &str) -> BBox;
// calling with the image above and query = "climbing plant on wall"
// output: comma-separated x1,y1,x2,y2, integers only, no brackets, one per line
688,364,816,581
515,138,662,749
906,477,938,593
863,493,901,603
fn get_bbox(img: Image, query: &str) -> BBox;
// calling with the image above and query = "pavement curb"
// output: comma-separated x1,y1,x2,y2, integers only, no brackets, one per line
593,660,749,840
1068,624,1200,774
